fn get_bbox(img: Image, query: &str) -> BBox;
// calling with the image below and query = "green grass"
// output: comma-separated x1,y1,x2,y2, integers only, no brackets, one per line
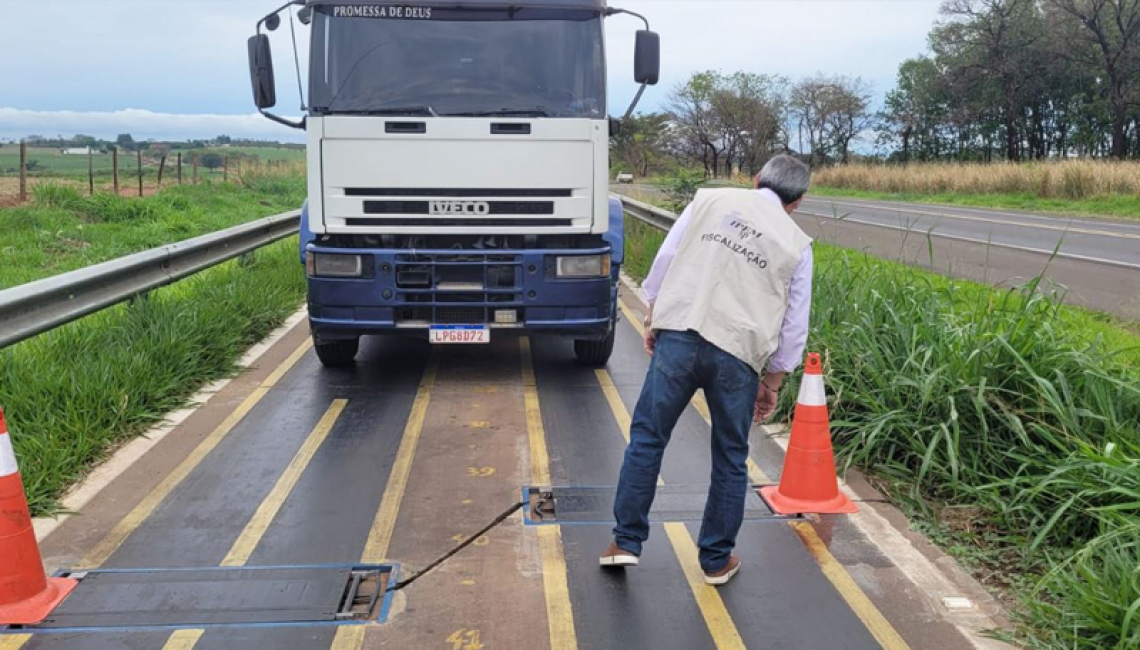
1,177,305,289
624,217,1140,649
0,178,307,516
0,145,303,180
192,146,306,163
811,186,1140,222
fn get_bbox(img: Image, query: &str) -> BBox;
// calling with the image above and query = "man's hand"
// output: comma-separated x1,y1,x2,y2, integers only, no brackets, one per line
642,307,656,355
753,372,785,423
754,384,778,423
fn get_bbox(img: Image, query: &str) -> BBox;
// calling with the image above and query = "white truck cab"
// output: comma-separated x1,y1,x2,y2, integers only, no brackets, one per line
247,0,659,366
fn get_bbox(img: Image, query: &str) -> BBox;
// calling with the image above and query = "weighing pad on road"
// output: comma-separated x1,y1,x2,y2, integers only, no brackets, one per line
524,485,802,525
9,564,394,633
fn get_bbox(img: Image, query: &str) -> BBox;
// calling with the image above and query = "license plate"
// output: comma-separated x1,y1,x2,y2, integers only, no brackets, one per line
429,325,490,344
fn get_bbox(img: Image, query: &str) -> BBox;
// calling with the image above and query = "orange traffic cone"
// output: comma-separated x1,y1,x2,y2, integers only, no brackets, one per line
0,407,77,625
760,353,857,515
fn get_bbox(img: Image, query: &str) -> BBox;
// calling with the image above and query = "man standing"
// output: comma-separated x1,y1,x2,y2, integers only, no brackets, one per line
600,155,814,585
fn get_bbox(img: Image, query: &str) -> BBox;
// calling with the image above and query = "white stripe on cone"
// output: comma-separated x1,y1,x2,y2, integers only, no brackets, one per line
0,432,17,477
796,373,827,407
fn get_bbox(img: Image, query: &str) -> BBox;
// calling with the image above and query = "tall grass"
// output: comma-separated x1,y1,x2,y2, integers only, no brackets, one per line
1,242,305,516
814,160,1140,200
0,178,307,515
624,219,1140,649
2,177,305,289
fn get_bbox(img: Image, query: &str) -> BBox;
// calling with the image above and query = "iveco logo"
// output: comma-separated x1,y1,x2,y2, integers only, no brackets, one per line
429,200,490,216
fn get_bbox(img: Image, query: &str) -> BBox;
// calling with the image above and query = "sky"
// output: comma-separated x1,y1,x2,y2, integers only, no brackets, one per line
0,0,944,143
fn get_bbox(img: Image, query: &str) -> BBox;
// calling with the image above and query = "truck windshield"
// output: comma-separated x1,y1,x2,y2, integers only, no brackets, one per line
309,6,606,118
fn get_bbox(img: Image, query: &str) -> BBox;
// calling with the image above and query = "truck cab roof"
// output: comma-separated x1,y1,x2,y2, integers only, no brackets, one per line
305,0,607,10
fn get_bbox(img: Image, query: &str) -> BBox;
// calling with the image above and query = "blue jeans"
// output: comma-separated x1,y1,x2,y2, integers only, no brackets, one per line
613,329,759,572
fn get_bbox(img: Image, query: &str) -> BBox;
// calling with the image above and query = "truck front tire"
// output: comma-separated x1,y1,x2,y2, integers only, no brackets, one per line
573,327,615,367
314,336,360,367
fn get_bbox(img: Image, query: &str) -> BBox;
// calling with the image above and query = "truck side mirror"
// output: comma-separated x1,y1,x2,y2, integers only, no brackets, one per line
247,34,277,110
634,30,660,85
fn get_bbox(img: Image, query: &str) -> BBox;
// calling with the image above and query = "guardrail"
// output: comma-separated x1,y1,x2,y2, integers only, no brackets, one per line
619,195,677,232
0,210,301,350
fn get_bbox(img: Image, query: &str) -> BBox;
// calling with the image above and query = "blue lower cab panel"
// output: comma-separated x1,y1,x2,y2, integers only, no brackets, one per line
307,246,618,339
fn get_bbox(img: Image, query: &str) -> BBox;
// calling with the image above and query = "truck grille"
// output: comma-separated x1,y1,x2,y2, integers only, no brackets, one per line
349,218,572,228
346,188,572,198
396,306,521,325
363,200,554,215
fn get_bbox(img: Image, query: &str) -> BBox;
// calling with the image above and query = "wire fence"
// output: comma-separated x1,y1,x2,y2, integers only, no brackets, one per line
0,142,305,205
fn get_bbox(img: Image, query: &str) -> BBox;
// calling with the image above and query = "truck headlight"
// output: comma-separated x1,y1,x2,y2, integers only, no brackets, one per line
307,253,363,278
555,254,611,278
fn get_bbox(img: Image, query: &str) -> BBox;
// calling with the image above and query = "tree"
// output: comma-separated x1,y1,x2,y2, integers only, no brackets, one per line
879,57,953,162
199,153,224,169
825,78,873,164
115,133,136,152
934,0,1044,161
1047,0,1140,158
610,113,672,176
667,72,725,176
713,72,790,174
790,75,872,165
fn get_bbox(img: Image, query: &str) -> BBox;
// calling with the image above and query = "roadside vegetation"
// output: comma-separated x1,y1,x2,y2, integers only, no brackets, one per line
812,161,1140,220
625,214,1140,650
1,143,304,201
0,175,307,516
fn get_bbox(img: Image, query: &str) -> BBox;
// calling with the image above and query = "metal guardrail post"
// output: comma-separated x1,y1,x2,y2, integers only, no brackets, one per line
0,211,300,350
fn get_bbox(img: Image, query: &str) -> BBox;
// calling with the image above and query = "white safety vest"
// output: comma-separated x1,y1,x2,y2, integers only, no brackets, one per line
652,188,812,375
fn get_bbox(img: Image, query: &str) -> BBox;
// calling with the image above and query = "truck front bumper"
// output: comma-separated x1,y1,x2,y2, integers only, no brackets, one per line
306,245,617,341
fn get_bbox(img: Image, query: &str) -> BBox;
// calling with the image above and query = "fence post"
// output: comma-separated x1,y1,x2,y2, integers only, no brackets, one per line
177,153,182,185
88,148,94,195
112,146,119,194
18,140,27,202
157,154,167,187
223,157,228,182
192,154,199,184
137,149,143,197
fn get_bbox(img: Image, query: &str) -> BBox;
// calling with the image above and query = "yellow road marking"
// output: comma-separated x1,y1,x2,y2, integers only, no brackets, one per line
0,635,31,650
361,357,438,563
665,523,747,650
82,338,312,568
792,522,912,650
595,367,745,650
619,296,911,650
331,355,437,650
521,337,579,650
162,629,205,650
221,399,348,566
330,625,366,650
810,198,1140,241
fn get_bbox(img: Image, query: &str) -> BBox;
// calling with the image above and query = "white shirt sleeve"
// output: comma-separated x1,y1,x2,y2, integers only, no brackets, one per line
766,244,814,374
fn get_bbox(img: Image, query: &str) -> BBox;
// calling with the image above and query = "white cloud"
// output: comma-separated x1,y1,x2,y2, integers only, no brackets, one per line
0,107,305,143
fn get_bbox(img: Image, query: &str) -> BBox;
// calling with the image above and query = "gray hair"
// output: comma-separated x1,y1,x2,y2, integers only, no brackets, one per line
756,155,811,206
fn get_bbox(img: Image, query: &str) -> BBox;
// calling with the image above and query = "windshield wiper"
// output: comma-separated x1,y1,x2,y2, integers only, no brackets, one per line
445,107,552,117
337,106,438,117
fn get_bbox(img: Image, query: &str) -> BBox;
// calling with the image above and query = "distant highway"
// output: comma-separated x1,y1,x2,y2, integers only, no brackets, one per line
798,196,1140,271
615,185,1140,321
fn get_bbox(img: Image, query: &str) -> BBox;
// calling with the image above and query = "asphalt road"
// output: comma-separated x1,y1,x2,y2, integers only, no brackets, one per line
799,196,1140,270
617,185,1140,321
15,295,1001,650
